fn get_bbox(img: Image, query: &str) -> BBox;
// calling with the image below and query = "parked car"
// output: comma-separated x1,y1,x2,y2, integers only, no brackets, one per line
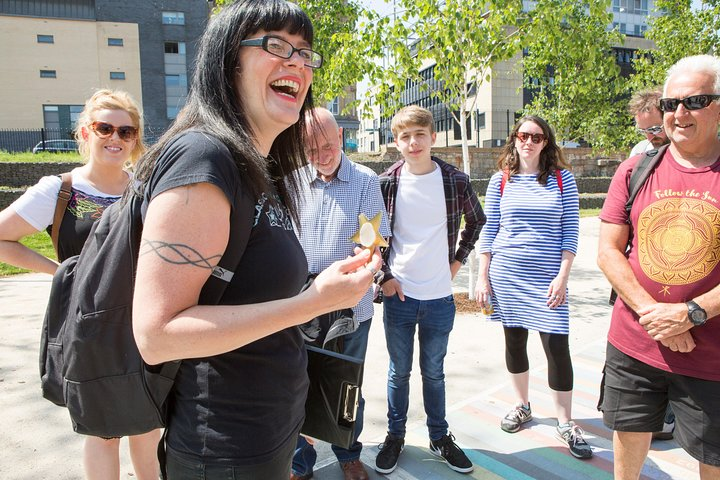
32,139,78,154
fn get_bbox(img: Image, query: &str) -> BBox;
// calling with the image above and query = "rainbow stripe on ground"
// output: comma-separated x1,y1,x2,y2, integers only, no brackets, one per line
344,340,698,479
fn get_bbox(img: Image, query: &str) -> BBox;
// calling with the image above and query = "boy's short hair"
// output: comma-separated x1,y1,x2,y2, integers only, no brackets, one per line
391,105,435,138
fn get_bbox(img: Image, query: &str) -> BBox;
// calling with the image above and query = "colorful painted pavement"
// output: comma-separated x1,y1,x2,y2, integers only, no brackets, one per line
317,339,698,480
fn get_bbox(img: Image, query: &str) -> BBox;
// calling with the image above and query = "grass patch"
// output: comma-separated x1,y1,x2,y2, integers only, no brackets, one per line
580,208,601,217
0,151,82,163
0,231,56,276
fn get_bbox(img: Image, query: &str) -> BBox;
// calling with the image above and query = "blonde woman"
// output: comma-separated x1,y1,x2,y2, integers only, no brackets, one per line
0,89,159,479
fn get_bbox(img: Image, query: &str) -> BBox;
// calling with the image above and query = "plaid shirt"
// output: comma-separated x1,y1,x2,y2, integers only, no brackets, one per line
379,156,485,283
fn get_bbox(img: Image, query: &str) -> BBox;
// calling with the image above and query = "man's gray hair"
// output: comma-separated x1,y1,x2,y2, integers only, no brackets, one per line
664,55,720,96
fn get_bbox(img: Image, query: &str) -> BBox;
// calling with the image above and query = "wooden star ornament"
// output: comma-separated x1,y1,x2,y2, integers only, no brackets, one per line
350,212,388,250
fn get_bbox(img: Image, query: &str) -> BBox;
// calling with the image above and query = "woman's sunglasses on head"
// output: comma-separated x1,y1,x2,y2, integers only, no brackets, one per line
659,94,720,112
90,121,138,141
515,132,546,144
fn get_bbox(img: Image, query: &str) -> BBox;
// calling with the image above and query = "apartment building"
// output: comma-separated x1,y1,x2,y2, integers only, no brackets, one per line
0,0,211,138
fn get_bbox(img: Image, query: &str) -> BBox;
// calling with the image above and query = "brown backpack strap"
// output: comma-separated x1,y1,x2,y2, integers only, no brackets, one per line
51,173,72,258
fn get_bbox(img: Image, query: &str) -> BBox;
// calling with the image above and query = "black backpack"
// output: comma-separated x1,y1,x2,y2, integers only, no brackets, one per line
607,144,668,305
39,188,253,438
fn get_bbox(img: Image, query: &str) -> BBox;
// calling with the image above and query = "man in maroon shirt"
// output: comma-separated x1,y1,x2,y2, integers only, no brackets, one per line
598,55,720,479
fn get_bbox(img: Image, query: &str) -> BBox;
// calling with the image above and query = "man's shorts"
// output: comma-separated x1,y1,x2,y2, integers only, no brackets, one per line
598,342,720,467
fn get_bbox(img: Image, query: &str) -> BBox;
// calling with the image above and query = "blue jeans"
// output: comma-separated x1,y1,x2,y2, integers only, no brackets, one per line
383,294,455,441
292,319,372,476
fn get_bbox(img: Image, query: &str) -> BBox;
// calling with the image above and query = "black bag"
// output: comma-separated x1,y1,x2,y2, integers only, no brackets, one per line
608,144,667,305
39,189,253,437
301,345,363,449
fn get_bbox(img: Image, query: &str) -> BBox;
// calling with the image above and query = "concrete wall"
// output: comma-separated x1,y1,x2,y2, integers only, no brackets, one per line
0,147,620,210
351,146,624,178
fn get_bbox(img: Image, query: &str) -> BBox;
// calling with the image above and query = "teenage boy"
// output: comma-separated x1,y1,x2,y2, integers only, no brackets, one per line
375,105,485,475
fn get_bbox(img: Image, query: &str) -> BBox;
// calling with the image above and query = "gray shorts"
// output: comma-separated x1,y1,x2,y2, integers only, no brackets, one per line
599,342,720,467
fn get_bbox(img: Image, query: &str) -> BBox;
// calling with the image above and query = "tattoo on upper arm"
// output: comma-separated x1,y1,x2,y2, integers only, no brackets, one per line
140,239,222,269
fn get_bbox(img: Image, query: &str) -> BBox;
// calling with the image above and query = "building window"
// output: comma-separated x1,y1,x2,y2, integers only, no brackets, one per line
476,112,486,130
167,106,179,119
110,71,126,80
327,97,339,115
162,11,185,25
108,38,124,46
165,74,181,87
37,34,54,44
43,104,84,131
40,70,57,78
164,41,186,54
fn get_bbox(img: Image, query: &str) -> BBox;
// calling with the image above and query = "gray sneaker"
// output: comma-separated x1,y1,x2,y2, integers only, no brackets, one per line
501,403,532,433
556,422,593,459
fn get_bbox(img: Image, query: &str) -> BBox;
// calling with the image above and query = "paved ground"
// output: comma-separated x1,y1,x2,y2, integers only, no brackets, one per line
0,217,699,479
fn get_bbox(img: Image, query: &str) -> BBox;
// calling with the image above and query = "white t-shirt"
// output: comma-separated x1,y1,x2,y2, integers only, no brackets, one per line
11,167,124,231
388,163,452,300
629,139,653,157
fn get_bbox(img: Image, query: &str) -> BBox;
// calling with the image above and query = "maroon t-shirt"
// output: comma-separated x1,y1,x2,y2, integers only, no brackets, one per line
600,149,720,380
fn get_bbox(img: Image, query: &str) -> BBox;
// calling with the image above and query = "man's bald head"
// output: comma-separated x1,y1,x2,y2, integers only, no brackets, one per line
305,107,344,182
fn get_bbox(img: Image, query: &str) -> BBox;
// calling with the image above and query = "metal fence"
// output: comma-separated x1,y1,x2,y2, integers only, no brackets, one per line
0,129,75,153
0,127,164,153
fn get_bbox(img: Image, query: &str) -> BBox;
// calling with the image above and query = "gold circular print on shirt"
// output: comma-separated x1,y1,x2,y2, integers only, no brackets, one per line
637,198,720,285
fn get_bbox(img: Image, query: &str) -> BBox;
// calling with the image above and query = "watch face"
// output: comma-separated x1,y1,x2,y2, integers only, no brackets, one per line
691,309,707,325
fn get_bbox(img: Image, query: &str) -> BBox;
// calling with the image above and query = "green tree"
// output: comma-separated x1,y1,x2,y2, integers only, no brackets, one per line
356,0,525,174
631,0,720,88
521,0,627,152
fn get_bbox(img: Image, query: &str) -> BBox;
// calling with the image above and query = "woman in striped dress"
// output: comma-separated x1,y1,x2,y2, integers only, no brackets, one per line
474,116,591,459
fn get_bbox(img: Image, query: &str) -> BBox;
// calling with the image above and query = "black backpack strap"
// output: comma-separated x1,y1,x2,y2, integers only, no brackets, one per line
158,190,255,480
198,189,255,303
609,144,668,307
624,144,668,217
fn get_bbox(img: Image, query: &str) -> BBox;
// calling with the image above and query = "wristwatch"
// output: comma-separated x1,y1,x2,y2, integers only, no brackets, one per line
686,300,707,326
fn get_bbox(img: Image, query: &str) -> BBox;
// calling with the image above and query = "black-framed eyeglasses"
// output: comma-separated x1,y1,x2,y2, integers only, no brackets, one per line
659,94,720,112
240,35,323,69
89,121,138,141
515,131,546,144
636,125,663,136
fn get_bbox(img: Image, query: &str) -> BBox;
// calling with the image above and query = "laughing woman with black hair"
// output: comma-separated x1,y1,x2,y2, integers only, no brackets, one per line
129,1,381,478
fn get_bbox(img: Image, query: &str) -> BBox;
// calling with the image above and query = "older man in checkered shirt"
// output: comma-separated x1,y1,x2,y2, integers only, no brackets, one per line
290,107,390,480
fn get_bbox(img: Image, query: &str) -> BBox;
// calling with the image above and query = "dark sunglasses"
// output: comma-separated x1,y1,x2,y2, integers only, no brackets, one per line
515,131,546,144
240,35,323,69
636,125,663,135
659,94,720,112
90,122,138,141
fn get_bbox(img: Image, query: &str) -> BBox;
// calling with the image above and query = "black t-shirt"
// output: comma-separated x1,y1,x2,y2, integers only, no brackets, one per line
143,131,309,464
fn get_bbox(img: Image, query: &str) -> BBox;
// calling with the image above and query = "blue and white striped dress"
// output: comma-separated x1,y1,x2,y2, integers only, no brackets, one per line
477,170,580,334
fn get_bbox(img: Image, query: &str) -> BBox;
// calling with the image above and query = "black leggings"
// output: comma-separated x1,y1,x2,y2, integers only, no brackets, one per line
503,326,573,392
